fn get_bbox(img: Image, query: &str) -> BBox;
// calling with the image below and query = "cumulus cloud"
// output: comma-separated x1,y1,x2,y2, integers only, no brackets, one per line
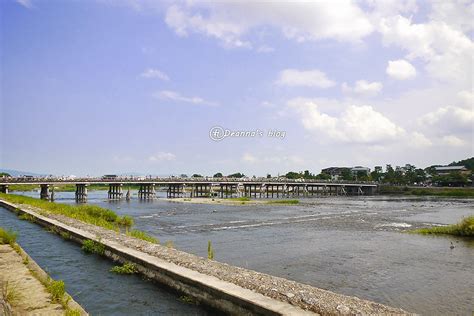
276,69,336,88
386,59,416,80
140,68,170,81
410,132,432,147
342,80,383,97
379,15,473,84
164,1,373,48
419,105,474,133
148,152,176,162
288,98,405,144
154,90,218,106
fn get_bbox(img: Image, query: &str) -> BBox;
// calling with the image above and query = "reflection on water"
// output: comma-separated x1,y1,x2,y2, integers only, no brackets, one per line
10,191,474,315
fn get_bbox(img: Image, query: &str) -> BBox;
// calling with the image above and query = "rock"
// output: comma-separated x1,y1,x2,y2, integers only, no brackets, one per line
286,293,295,299
337,304,351,314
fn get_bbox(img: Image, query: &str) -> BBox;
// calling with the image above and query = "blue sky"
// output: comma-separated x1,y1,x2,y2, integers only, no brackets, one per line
1,0,473,176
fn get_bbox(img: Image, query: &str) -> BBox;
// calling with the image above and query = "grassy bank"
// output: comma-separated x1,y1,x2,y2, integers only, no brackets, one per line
378,185,474,197
413,216,474,237
0,193,156,243
7,184,142,192
267,199,299,205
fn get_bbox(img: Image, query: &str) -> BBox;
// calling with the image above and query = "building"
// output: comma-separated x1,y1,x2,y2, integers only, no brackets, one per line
434,166,469,176
321,167,351,180
351,166,370,175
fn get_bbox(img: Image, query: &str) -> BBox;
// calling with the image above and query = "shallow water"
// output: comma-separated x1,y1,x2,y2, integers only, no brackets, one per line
7,191,474,315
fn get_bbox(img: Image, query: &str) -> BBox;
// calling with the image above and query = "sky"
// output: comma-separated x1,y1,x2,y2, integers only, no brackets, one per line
0,0,473,177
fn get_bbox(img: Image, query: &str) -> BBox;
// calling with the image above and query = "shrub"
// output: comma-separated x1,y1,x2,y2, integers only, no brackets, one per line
110,262,137,274
414,216,474,237
47,279,65,303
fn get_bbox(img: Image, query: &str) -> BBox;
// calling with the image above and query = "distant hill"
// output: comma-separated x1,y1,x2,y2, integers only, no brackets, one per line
0,169,47,177
449,157,474,171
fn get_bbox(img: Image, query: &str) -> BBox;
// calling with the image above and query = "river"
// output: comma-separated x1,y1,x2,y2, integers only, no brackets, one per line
2,191,474,315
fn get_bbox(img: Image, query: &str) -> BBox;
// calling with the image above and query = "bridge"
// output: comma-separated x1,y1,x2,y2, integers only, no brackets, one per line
0,177,378,202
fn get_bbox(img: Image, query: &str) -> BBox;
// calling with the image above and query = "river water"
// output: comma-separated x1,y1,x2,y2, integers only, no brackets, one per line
3,191,474,315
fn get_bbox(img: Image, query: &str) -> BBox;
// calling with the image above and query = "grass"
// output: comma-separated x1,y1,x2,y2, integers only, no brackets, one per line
110,262,137,274
413,216,474,237
60,231,71,240
81,239,105,255
18,213,36,222
126,230,158,244
378,185,474,197
65,309,82,316
180,295,198,305
267,199,299,205
2,281,22,306
229,197,251,202
47,279,66,303
207,240,214,260
0,227,17,245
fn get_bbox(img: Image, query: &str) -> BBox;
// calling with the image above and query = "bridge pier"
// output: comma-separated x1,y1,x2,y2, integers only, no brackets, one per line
138,184,155,200
167,184,183,198
0,184,9,194
75,184,88,202
108,184,123,200
40,184,50,200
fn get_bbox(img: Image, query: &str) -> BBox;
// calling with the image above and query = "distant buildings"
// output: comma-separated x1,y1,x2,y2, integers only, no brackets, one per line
321,166,370,180
434,166,469,176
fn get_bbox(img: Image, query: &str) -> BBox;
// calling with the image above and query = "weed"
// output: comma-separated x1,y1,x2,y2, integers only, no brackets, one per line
23,256,29,265
18,213,36,222
3,281,22,306
81,239,105,255
207,240,214,260
267,199,299,205
65,309,81,316
110,262,137,274
413,216,474,237
60,231,71,240
126,230,158,244
230,197,251,202
180,295,198,305
46,279,65,303
0,227,17,245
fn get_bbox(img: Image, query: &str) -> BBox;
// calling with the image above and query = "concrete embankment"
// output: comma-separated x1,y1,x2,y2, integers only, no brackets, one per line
0,241,87,315
0,199,412,315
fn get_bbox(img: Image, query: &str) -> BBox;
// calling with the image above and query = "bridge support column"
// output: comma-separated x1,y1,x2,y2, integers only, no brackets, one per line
0,185,9,194
167,184,183,198
139,184,155,200
108,184,123,200
75,184,88,202
40,184,50,200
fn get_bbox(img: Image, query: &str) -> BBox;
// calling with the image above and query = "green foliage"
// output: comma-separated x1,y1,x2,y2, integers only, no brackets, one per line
192,174,203,178
180,295,198,305
60,231,71,240
2,281,22,306
81,239,105,255
126,230,158,244
18,213,36,222
267,199,299,205
379,186,474,197
110,262,137,274
0,227,17,245
449,157,474,171
229,197,251,202
117,215,134,228
0,193,133,231
227,172,245,178
0,172,11,177
414,216,474,237
47,279,65,303
65,309,81,316
213,172,223,178
207,240,214,260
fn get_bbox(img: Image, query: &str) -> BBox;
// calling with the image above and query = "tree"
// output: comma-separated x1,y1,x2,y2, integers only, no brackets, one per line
228,172,245,178
266,174,272,178
0,172,10,177
315,173,331,180
213,172,223,178
192,174,202,178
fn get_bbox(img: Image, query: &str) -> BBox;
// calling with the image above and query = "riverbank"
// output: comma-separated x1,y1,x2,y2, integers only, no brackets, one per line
0,229,87,315
378,185,474,197
0,197,410,315
413,216,474,237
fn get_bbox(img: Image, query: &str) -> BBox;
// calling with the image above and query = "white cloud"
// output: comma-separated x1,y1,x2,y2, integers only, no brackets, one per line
154,90,218,106
429,0,474,33
410,132,432,147
164,1,373,48
140,68,170,81
242,153,258,163
260,101,275,108
276,69,336,88
419,105,474,133
288,98,405,144
379,15,473,84
441,135,466,147
257,45,275,53
241,153,304,166
386,59,416,80
148,152,176,162
16,0,33,9
342,80,383,97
